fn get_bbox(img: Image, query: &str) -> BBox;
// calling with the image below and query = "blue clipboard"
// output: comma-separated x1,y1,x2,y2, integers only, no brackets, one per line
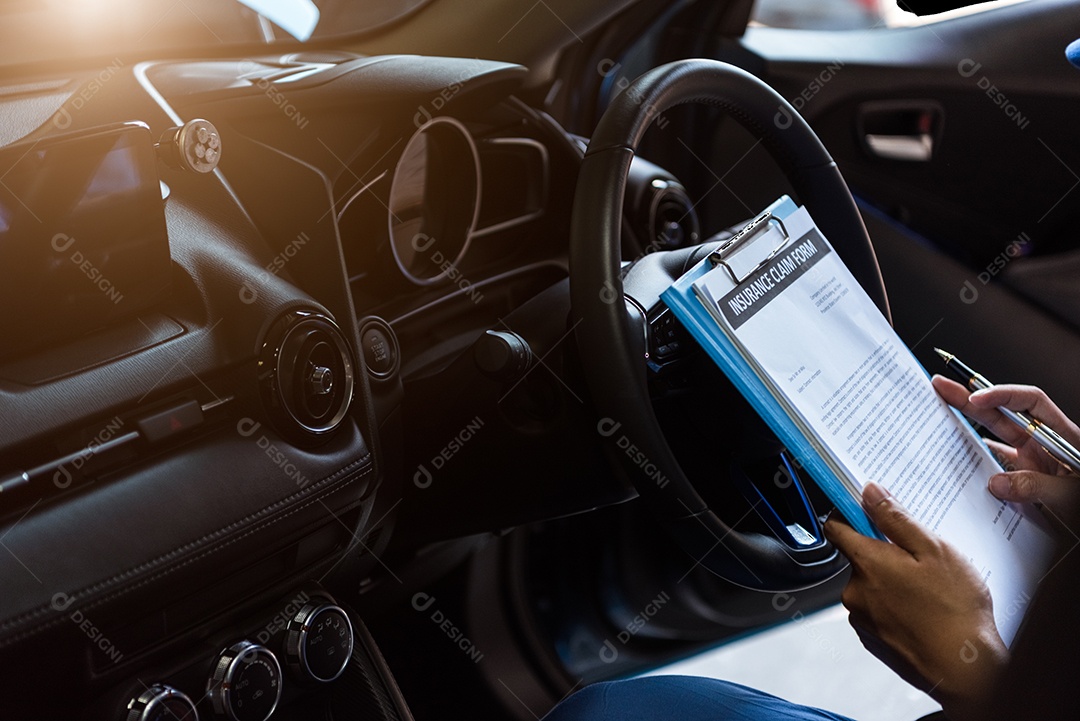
659,195,882,539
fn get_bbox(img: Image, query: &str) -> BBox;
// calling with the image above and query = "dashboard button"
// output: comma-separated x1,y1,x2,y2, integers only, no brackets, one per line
362,328,393,374
285,602,354,682
125,684,198,721
358,318,399,379
136,400,204,443
208,641,282,721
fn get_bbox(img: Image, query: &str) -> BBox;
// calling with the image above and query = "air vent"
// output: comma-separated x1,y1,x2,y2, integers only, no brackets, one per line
259,310,355,440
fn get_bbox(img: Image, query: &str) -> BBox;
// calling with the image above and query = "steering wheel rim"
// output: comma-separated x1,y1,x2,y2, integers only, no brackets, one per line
570,59,890,592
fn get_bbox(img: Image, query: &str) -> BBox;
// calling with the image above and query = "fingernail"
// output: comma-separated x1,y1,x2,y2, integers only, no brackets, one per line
863,482,890,506
988,474,1011,498
970,388,990,401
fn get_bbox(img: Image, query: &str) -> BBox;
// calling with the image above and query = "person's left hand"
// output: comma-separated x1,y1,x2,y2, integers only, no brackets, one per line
823,483,1008,721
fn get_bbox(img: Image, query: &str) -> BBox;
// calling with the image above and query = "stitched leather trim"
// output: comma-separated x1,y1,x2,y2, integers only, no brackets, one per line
0,453,373,647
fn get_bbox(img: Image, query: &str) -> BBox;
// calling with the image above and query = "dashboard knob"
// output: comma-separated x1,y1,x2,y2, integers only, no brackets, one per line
306,365,334,396
125,684,198,721
474,330,531,382
284,602,354,682
207,641,282,721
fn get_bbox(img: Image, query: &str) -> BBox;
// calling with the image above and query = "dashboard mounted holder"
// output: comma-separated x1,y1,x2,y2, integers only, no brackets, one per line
156,118,222,174
258,310,356,442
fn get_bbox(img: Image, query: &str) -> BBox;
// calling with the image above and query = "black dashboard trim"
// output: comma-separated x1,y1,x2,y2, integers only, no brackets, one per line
0,452,373,648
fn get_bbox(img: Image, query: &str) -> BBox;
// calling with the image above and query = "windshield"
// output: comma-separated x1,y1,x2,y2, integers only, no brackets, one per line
750,0,1032,30
0,0,430,67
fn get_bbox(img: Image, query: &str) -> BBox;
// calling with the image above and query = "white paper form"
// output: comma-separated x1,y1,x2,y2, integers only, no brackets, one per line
693,206,1054,645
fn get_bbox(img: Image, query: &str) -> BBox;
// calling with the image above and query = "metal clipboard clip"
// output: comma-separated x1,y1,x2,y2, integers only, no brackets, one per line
708,211,791,285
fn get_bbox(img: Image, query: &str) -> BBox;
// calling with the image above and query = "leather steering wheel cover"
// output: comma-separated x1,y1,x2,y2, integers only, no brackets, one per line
571,59,888,590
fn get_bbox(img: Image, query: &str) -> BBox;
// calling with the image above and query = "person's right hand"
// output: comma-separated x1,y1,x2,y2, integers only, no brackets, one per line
932,376,1079,517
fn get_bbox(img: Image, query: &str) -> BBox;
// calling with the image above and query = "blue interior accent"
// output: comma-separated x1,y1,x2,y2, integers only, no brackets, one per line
1067,38,1080,69
728,452,823,550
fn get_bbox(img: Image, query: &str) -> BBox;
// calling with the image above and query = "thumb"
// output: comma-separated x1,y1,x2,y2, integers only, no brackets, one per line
988,470,1078,508
861,483,936,556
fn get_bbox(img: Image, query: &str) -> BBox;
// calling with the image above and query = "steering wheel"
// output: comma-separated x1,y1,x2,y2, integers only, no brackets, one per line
570,59,890,591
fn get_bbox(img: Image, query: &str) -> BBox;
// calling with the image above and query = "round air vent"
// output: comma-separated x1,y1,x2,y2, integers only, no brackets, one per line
259,310,355,439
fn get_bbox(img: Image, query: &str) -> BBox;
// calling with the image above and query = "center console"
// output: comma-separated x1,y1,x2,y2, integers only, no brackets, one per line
115,586,413,721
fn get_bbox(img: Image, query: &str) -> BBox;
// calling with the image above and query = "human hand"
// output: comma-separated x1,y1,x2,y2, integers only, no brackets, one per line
824,483,1007,721
932,376,1079,517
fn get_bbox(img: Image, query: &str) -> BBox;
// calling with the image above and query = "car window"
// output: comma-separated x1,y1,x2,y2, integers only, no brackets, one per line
750,0,1031,30
0,0,431,67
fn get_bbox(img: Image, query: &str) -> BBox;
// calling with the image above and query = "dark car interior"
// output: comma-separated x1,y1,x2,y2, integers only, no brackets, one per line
2,0,1080,719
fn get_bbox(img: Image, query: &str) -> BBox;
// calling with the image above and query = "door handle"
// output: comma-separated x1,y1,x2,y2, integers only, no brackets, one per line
864,132,934,161
857,100,943,162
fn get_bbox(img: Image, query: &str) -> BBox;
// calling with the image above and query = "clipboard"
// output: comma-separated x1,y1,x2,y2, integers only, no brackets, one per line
660,195,881,538
661,201,1056,647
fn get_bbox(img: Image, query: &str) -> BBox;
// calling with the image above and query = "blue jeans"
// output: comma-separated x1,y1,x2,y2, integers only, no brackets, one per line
542,676,859,721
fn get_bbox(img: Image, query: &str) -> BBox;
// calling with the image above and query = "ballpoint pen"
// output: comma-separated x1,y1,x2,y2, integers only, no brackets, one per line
935,348,1080,475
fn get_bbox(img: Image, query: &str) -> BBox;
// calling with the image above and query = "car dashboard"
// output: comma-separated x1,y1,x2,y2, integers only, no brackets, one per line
0,52,669,718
